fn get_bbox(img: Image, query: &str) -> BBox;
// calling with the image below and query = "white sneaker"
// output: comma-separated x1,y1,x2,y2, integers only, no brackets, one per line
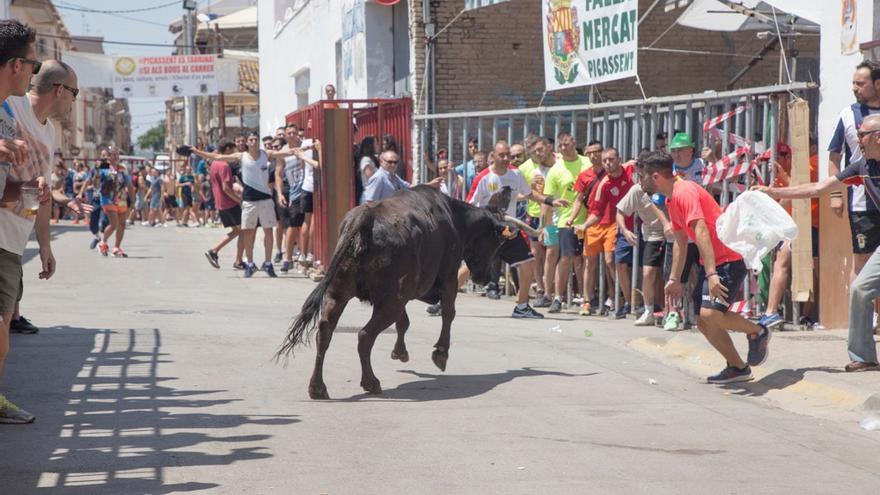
634,309,654,326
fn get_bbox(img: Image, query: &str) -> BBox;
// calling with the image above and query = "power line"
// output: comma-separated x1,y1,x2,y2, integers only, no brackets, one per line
54,0,180,14
56,0,171,27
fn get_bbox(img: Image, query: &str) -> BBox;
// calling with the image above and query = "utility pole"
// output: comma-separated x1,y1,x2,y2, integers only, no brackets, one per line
183,1,198,147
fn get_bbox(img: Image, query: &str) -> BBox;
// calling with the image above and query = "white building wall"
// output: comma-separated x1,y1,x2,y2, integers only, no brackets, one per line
258,0,405,137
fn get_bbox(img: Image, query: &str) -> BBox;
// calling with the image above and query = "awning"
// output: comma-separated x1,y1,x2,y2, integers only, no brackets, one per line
677,0,820,32
204,6,257,30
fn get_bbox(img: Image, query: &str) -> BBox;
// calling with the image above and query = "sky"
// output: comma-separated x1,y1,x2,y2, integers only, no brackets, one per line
56,0,195,147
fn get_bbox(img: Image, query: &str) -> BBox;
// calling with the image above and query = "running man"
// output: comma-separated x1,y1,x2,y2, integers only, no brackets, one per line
639,151,769,384
204,138,245,269
93,147,134,257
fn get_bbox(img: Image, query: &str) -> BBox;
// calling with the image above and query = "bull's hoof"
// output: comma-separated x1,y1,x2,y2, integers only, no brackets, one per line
308,382,330,400
360,377,382,395
391,349,410,363
432,348,448,372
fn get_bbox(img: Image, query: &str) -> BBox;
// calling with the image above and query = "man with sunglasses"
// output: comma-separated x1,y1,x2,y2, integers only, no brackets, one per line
0,19,40,424
5,60,76,342
363,151,410,202
829,61,880,300
756,114,880,373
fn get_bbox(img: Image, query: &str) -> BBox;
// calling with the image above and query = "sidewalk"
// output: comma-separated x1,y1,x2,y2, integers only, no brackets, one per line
628,327,880,422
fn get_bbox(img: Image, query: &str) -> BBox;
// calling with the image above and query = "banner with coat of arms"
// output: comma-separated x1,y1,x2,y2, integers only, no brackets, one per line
542,0,638,91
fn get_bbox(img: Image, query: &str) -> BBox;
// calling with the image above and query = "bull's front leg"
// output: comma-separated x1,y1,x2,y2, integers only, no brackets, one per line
432,289,457,372
391,310,410,363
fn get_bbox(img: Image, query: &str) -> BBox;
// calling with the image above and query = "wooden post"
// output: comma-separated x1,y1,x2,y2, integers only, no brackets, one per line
787,99,813,304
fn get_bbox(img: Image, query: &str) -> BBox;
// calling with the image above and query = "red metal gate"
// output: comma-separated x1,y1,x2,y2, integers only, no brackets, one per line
285,98,413,269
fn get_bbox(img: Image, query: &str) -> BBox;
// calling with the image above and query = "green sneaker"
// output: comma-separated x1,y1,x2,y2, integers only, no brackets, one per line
0,394,35,424
664,311,682,331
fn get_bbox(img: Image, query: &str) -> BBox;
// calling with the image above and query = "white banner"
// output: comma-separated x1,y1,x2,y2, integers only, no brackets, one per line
112,54,222,99
465,0,510,10
62,51,113,88
542,0,638,91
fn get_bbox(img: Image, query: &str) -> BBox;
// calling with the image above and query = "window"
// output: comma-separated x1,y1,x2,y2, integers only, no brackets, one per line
293,68,310,109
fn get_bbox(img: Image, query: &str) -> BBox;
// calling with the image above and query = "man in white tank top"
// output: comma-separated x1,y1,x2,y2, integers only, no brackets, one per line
192,133,296,278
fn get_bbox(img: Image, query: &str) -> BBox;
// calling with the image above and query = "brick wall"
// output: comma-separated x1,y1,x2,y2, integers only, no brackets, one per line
409,0,819,114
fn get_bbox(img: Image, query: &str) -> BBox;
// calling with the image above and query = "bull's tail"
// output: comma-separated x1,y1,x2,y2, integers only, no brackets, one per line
275,210,371,360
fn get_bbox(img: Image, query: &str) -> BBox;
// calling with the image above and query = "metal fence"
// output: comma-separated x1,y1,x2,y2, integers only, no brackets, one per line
414,82,819,321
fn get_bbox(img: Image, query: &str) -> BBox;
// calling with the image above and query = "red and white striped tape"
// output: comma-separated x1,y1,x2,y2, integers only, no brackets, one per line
728,300,752,317
702,146,751,185
703,104,749,133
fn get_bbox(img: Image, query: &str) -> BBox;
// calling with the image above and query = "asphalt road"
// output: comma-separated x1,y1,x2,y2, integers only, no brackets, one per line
1,223,878,494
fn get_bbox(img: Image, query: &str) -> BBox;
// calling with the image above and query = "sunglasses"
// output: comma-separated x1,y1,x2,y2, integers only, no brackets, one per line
511,153,525,159
54,83,78,99
17,57,41,75
384,159,399,164
858,129,880,139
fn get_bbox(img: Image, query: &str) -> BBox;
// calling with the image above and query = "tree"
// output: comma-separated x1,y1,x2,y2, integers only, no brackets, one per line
137,120,166,152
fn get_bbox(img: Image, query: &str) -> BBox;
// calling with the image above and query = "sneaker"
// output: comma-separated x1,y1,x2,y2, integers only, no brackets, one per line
10,316,39,334
273,251,283,263
304,253,314,267
292,248,301,259
244,263,257,278
747,324,771,367
572,296,585,305
99,242,109,257
758,312,783,330
112,247,128,258
0,394,35,424
232,261,245,270
548,298,562,313
486,283,501,300
663,311,682,331
604,297,615,312
706,365,753,384
205,250,220,269
578,302,593,316
426,303,441,316
262,261,278,278
512,304,544,319
634,309,654,326
615,302,631,320
89,237,99,250
280,260,291,273
533,295,552,308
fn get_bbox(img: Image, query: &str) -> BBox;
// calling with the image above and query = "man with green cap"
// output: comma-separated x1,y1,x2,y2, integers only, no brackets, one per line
668,132,705,183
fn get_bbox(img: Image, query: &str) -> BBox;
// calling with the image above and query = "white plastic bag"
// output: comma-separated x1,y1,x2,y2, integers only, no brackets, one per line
715,191,798,271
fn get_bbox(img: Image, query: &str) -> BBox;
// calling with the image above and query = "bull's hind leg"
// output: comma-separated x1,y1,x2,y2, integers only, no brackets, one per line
391,310,410,363
358,304,401,394
309,293,350,400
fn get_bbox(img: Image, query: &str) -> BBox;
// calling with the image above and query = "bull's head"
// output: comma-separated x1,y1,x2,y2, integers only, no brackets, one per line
462,187,541,285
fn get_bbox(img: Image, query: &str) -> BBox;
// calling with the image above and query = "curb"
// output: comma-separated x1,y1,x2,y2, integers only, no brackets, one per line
629,334,879,420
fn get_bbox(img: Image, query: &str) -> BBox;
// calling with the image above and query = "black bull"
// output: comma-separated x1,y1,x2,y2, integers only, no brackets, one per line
277,185,539,399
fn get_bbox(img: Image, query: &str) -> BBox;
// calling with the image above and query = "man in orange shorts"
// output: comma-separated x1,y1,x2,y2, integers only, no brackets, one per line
96,147,134,257
580,147,634,318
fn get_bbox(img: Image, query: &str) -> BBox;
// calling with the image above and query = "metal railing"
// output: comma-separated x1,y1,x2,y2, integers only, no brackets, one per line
414,82,819,320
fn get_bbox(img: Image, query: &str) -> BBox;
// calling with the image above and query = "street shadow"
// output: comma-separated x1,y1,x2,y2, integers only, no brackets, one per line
1,326,299,494
334,367,598,402
458,314,580,321
720,366,846,397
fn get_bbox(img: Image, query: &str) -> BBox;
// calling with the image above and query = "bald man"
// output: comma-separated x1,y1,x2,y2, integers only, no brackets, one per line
757,113,880,372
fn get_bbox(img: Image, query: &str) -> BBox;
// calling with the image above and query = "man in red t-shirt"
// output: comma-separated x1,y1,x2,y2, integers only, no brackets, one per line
579,148,634,318
204,138,244,269
567,140,605,314
639,151,769,384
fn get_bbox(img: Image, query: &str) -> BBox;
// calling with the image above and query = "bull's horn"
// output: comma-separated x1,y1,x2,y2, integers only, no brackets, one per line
503,215,541,237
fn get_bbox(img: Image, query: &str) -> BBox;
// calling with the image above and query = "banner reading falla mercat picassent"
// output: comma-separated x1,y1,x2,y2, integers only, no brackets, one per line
542,0,638,91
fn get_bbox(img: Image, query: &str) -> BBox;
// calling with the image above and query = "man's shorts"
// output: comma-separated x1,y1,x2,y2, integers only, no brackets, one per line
614,233,633,265
242,199,277,229
700,259,747,313
497,234,534,267
164,195,176,209
275,200,291,229
642,240,666,268
200,199,215,211
0,248,23,315
149,193,161,210
584,223,617,257
848,211,880,254
558,227,584,257
218,204,242,228
286,198,306,228
181,189,193,208
301,191,314,214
